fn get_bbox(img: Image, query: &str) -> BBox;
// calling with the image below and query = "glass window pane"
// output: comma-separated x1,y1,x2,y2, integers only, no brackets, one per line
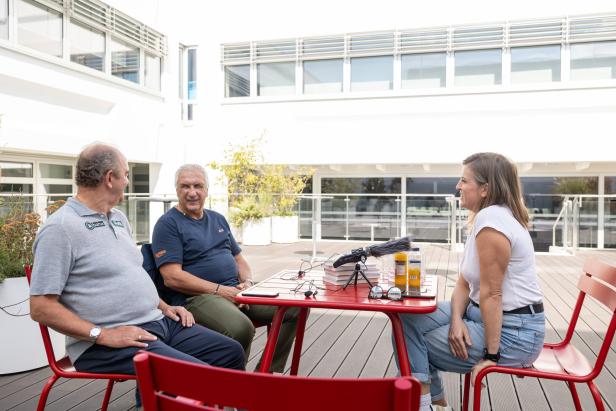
145,53,161,90
69,19,104,71
511,45,561,84
225,65,250,97
303,59,343,94
0,0,8,40
257,62,295,96
40,163,72,179
0,183,33,193
455,49,502,86
111,37,139,84
0,161,33,177
187,48,197,100
401,53,446,89
69,20,105,71
322,178,401,194
570,41,616,81
351,56,393,91
17,0,63,57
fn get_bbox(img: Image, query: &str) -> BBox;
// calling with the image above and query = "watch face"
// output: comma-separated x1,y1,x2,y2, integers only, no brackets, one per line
90,327,101,340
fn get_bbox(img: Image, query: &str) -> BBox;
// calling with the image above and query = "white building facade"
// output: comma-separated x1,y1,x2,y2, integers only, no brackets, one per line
1,0,615,250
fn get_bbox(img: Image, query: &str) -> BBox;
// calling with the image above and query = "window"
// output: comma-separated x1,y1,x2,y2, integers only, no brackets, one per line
570,41,616,81
257,62,295,96
351,56,393,91
225,64,250,97
69,19,104,72
179,45,197,120
111,37,139,84
17,0,62,57
606,177,616,249
511,45,561,84
303,59,343,94
187,48,197,99
454,49,502,86
40,163,72,179
0,0,8,40
145,53,161,90
0,161,33,178
401,53,446,89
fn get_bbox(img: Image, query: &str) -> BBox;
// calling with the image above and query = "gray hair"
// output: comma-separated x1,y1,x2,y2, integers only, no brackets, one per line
175,164,209,189
75,143,122,188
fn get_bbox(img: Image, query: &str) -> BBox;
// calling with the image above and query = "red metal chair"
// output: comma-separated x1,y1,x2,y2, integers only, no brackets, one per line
134,351,421,411
26,266,136,411
463,258,616,411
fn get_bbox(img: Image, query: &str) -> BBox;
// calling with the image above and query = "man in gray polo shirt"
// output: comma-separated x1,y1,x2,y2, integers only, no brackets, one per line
30,144,244,403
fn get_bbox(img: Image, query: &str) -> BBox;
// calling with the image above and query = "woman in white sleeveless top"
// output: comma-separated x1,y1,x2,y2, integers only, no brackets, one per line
396,152,545,411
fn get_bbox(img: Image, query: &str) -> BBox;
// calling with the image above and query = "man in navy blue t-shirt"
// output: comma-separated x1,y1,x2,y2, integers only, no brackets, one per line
152,164,298,372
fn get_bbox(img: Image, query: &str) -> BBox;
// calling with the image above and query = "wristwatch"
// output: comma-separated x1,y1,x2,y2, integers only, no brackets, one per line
89,326,102,343
483,348,501,362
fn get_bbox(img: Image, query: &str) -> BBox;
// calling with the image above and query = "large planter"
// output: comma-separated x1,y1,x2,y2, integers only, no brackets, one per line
242,217,272,246
271,215,299,243
0,277,66,374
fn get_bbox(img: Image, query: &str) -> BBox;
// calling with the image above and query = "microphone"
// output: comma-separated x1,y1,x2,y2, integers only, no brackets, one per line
332,237,411,268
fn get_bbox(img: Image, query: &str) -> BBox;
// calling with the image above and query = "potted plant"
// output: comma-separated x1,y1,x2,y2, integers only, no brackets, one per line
0,198,66,374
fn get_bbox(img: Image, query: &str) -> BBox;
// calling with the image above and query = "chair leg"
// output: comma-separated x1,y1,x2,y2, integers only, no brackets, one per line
462,374,470,411
473,375,483,411
100,379,115,411
587,381,605,411
37,374,60,411
568,381,583,411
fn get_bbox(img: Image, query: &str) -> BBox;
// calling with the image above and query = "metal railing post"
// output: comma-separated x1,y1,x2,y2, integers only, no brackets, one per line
344,196,350,240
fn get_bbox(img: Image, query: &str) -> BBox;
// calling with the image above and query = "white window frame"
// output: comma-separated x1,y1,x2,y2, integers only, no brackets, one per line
179,44,198,123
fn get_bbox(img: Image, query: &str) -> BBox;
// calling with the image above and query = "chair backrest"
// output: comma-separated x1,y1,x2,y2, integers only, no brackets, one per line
134,351,420,411
25,266,63,373
140,243,172,302
571,258,616,376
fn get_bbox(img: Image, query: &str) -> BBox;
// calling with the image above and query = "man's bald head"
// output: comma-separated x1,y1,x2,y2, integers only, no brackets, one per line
75,143,124,188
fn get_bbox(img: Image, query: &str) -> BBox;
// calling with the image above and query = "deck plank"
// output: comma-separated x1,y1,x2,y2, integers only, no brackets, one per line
2,242,615,411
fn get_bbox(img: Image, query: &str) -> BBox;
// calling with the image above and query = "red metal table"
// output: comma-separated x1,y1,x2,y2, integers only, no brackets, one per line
236,270,437,377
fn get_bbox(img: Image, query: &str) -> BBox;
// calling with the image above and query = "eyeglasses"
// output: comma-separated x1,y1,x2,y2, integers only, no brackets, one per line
368,285,403,301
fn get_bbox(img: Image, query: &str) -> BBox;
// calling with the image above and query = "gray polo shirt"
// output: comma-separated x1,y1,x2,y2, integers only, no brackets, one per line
30,197,162,362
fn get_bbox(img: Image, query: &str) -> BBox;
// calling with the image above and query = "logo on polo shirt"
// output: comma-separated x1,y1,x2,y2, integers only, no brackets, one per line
111,220,124,228
218,228,225,233
155,250,166,258
85,221,105,230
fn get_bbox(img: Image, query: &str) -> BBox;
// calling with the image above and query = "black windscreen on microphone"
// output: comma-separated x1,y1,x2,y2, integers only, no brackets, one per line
332,236,411,268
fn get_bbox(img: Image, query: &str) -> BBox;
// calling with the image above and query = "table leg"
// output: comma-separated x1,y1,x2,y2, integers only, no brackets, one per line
387,312,411,376
258,306,288,373
289,308,309,375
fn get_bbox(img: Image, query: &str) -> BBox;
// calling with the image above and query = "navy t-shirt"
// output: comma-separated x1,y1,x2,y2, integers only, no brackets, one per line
152,207,242,305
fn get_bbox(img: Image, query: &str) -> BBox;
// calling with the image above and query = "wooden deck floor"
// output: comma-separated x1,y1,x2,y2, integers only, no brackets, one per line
1,241,615,410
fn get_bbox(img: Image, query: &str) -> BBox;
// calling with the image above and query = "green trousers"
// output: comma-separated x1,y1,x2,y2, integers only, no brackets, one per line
185,293,300,373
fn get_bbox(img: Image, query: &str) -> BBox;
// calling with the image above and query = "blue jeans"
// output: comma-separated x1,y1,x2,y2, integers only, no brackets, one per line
74,316,245,407
397,301,545,401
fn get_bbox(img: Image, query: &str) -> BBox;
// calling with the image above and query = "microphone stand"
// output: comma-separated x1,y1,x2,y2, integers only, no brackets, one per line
342,254,375,289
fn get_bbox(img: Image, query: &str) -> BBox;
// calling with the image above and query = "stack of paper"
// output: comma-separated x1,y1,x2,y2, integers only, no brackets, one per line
323,262,380,285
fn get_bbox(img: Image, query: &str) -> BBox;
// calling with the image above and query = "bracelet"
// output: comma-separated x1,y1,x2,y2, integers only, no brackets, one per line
214,284,220,295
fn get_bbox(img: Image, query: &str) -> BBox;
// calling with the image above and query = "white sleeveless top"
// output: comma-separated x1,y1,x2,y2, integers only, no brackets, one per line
460,205,543,311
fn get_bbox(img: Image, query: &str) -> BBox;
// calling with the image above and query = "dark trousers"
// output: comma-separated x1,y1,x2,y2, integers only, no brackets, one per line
74,316,245,406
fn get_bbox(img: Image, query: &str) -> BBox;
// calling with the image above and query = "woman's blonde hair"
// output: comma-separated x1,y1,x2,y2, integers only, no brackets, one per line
463,152,530,228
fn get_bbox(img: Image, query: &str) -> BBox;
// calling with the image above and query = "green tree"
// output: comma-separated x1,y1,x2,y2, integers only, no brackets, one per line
210,136,312,227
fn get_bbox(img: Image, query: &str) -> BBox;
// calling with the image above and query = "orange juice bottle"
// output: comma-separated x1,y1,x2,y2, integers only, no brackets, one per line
394,252,407,290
